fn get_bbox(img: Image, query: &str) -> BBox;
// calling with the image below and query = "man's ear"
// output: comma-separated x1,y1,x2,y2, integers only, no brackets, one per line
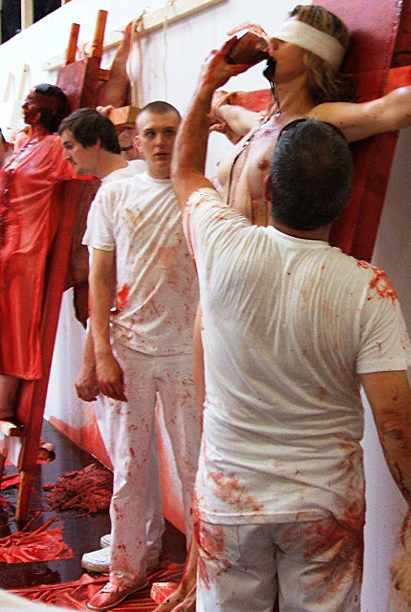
263,173,271,203
134,134,143,157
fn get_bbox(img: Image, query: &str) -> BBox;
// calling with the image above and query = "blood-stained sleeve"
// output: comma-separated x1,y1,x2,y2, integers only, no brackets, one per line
356,265,411,374
182,186,250,263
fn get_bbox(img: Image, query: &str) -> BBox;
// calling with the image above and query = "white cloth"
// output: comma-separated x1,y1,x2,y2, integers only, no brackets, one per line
100,159,146,185
84,172,199,356
274,19,346,70
183,187,411,529
196,517,362,612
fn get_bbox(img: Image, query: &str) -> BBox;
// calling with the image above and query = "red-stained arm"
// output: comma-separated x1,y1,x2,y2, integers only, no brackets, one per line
360,370,411,506
171,38,250,210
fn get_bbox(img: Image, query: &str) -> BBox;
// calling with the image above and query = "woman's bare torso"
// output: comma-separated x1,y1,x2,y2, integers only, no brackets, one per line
216,116,286,226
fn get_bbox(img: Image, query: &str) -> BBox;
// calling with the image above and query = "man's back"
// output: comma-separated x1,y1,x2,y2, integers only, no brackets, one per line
188,192,410,528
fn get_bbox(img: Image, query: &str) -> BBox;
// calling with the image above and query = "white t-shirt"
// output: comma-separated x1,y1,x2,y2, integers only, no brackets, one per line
83,172,198,355
101,159,146,185
184,188,411,527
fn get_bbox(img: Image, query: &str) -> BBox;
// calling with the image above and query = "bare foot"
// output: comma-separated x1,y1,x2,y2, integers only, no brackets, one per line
153,583,196,612
173,585,196,612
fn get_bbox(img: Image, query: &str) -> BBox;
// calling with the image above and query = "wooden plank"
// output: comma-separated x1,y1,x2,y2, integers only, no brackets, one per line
42,0,227,72
108,105,140,127
21,0,33,30
65,23,80,65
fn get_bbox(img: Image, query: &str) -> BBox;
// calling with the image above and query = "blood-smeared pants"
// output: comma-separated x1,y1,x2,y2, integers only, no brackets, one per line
196,517,363,612
105,342,200,586
95,393,164,565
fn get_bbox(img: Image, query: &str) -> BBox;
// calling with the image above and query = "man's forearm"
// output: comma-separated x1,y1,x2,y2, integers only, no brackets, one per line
172,38,251,205
90,279,113,361
361,370,411,505
176,84,214,177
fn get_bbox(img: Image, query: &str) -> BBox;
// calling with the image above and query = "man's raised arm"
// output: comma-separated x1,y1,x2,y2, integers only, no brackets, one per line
171,39,250,209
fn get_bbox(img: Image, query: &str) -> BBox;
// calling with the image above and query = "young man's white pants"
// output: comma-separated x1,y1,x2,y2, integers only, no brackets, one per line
196,516,363,612
95,394,164,564
105,342,200,586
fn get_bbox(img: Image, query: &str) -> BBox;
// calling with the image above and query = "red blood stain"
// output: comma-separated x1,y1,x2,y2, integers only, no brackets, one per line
317,387,328,402
209,471,263,512
357,260,398,303
114,284,131,314
281,515,363,602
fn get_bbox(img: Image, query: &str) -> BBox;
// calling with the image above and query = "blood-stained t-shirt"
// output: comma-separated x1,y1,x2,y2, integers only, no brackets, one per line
83,172,198,356
183,187,411,528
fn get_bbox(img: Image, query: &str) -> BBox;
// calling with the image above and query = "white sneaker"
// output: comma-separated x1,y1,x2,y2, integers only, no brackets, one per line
81,546,110,573
100,533,111,548
82,538,161,574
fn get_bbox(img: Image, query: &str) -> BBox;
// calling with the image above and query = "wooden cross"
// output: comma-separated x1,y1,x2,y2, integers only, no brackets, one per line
227,0,411,262
322,0,411,260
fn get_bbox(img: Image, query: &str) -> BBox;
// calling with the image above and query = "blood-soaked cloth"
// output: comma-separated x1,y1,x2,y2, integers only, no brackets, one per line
10,562,184,610
0,513,73,563
43,463,113,514
0,133,73,380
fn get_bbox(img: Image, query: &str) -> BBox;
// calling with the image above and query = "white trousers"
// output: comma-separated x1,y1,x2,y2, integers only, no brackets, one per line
95,394,164,564
196,517,363,612
105,343,200,585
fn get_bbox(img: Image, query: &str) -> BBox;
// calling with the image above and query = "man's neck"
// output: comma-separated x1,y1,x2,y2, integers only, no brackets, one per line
97,152,128,180
27,125,50,140
273,220,331,242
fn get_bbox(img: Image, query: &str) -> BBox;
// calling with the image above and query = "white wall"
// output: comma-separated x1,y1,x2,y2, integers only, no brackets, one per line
362,127,411,612
1,0,409,608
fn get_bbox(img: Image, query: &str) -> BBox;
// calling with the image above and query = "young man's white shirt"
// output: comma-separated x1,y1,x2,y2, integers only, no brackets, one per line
84,171,198,355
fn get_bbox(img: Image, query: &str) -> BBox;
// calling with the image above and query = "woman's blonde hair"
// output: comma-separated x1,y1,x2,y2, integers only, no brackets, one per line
291,5,356,103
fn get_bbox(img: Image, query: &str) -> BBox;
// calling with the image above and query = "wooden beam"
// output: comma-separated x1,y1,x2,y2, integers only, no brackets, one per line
21,0,33,30
42,0,227,72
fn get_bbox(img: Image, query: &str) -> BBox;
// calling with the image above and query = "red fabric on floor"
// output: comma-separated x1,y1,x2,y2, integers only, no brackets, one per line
0,513,73,563
11,562,184,610
0,473,20,489
43,463,113,514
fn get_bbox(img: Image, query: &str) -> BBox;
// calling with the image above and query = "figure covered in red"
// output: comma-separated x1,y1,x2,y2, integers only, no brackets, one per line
0,83,73,420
